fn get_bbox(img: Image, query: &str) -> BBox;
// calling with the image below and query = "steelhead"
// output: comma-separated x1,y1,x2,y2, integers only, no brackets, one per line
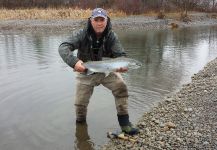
83,57,142,75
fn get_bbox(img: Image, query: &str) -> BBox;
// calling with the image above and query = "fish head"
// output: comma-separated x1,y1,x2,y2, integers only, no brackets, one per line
128,59,142,69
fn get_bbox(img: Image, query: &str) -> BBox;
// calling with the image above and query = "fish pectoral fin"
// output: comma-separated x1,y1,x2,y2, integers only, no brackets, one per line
105,72,110,77
85,69,95,75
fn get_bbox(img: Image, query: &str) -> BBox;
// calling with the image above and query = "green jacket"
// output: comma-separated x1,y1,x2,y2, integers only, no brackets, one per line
58,17,126,68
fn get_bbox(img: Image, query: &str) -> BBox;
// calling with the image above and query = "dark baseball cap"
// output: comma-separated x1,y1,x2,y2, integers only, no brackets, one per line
91,8,107,19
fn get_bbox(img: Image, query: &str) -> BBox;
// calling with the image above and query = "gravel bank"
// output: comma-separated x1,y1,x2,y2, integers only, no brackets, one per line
102,57,217,149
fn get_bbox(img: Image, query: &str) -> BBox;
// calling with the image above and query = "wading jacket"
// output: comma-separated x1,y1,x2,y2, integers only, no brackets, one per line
58,17,126,68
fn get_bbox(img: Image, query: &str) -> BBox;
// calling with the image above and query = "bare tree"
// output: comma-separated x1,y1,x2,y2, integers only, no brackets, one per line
212,0,217,11
0,0,216,13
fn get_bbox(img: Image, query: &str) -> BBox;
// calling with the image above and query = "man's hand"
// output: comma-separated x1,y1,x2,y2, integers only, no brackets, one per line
74,60,86,72
116,67,128,73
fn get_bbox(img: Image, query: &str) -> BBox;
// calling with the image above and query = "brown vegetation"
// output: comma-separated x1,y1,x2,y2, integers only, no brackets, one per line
0,0,217,20
170,22,179,29
180,12,192,23
0,8,126,20
157,11,166,19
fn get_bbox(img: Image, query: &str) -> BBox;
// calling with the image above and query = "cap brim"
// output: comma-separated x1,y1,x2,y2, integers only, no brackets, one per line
92,14,107,19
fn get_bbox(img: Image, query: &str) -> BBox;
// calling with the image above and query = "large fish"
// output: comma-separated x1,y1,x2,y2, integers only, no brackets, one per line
83,57,142,75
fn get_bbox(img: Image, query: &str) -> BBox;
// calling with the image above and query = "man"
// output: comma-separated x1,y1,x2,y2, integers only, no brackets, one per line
58,8,139,135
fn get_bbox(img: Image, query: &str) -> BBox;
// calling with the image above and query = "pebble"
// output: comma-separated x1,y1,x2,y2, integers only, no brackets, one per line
159,123,165,128
184,107,193,112
203,141,209,145
164,122,176,129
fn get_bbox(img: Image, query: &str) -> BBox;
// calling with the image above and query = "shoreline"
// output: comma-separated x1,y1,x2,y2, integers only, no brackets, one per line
102,57,217,149
0,12,217,31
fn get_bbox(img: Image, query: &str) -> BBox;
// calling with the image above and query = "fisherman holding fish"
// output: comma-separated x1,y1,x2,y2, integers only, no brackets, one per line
58,8,139,135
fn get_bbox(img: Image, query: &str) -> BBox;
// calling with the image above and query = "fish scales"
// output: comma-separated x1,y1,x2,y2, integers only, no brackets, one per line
83,57,142,75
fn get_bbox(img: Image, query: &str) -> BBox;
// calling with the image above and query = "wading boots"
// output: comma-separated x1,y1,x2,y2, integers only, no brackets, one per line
118,114,139,135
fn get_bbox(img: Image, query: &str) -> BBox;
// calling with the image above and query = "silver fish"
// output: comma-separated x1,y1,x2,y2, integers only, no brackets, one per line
83,57,142,75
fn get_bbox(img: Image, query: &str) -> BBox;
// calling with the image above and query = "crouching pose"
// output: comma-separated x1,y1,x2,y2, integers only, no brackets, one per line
58,8,139,135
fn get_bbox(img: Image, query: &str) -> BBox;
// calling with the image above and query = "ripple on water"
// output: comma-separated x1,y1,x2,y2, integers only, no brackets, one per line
128,85,163,115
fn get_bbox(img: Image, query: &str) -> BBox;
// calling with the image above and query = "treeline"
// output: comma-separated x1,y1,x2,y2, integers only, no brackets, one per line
0,0,216,13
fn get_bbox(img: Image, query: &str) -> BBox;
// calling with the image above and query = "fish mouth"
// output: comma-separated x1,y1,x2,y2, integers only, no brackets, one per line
129,60,142,69
133,59,142,65
137,62,142,67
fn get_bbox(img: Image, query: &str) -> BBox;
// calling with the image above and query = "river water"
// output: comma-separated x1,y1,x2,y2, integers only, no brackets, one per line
0,26,217,150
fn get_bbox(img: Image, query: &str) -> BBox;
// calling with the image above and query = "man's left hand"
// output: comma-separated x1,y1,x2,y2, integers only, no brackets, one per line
116,67,128,73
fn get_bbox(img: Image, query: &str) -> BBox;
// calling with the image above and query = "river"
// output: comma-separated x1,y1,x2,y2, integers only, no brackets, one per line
0,26,216,149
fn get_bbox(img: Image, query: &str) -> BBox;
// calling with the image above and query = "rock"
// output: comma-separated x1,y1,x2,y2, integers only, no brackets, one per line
151,118,160,124
126,144,133,149
203,141,209,145
158,141,165,147
176,137,182,142
165,98,173,103
188,108,193,112
162,126,170,132
159,123,165,128
184,107,193,112
139,122,146,127
164,122,176,129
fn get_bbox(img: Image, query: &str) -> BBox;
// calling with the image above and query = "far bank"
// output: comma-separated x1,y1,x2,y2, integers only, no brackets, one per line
0,12,217,31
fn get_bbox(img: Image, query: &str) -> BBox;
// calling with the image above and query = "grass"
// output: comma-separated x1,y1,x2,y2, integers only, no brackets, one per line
0,7,126,20
0,8,204,21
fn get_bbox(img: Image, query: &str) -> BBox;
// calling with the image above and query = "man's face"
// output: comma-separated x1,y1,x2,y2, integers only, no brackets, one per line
90,17,107,35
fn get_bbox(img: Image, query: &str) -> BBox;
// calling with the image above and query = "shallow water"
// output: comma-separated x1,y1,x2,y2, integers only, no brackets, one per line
0,26,217,149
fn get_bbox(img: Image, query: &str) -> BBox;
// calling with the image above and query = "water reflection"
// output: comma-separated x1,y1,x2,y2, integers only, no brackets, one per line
74,123,94,150
118,26,217,92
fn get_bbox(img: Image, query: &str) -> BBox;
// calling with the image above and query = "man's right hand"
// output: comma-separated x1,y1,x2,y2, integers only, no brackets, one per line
74,60,86,72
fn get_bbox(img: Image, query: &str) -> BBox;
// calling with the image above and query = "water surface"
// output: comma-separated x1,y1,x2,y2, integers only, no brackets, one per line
0,26,217,149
